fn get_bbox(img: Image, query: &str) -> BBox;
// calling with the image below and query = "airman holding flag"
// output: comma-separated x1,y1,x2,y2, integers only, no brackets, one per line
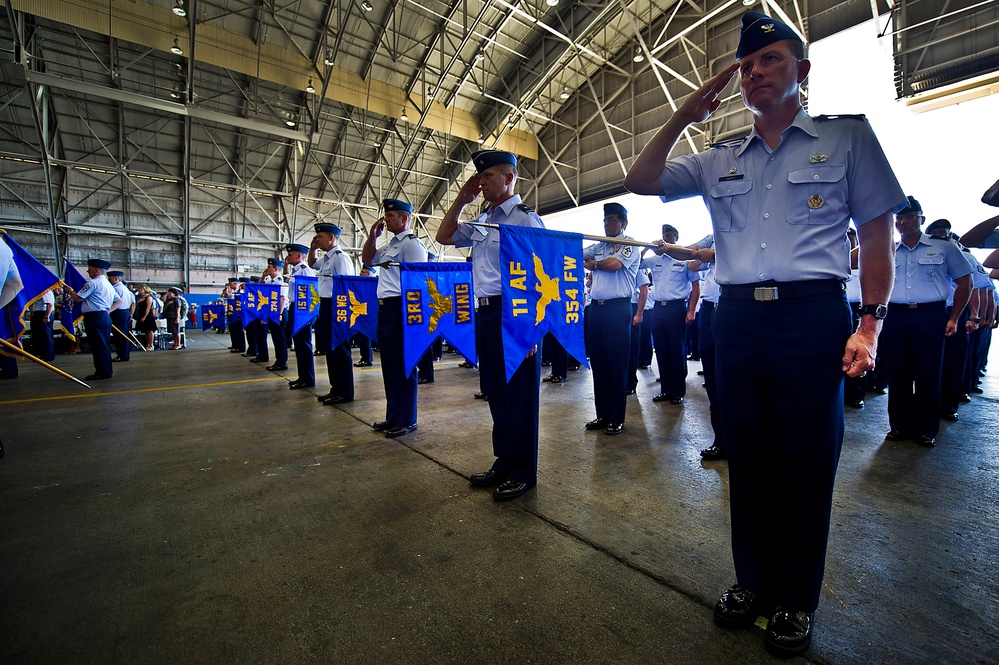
310,223,356,406
64,259,120,381
285,243,317,389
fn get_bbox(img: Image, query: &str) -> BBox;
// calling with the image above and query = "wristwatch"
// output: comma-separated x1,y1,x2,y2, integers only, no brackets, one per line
859,304,888,319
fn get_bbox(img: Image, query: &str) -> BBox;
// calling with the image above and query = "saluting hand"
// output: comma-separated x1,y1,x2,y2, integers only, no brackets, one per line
677,62,740,125
371,218,386,239
455,174,482,207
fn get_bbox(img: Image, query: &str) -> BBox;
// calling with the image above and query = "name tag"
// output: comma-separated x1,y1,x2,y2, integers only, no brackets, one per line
718,174,744,182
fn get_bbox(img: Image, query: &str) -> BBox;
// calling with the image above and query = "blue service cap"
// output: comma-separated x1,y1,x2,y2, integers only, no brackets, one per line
736,11,802,60
896,196,922,216
925,218,951,234
314,223,342,235
228,277,239,283
87,258,112,270
383,198,413,214
250,276,260,283
603,202,628,219
238,277,249,283
268,258,284,268
471,150,517,173
107,270,125,278
286,243,309,254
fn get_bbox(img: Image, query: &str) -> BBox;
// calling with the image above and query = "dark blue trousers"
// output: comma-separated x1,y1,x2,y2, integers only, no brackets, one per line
377,297,417,427
417,348,434,383
882,302,947,438
229,319,245,352
639,313,654,367
268,316,288,366
549,334,568,379
715,286,851,612
251,320,269,361
941,307,970,415
84,311,113,378
317,298,353,400
245,319,259,356
354,333,372,363
627,303,642,390
110,309,131,361
30,311,56,361
585,298,632,424
477,300,542,484
290,309,314,385
698,300,724,449
652,299,688,399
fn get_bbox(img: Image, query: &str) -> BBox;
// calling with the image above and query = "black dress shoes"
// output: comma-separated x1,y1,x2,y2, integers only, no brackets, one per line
289,380,314,390
884,430,908,442
585,417,609,430
670,397,684,405
229,348,244,353
322,395,352,406
418,378,433,385
317,391,334,401
385,424,417,438
604,422,623,435
700,445,726,461
458,360,474,368
846,399,865,408
372,421,391,432
493,479,535,501
251,357,267,363
960,393,972,403
267,363,288,371
542,374,565,383
469,469,508,487
917,435,937,447
652,393,672,402
353,360,372,367
941,411,959,422
84,374,111,381
713,584,758,629
473,392,488,400
764,607,813,657
626,388,636,395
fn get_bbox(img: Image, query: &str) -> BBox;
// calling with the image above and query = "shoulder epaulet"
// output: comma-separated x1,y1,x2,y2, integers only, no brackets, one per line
814,114,867,121
709,136,746,149
517,203,536,214
927,234,956,244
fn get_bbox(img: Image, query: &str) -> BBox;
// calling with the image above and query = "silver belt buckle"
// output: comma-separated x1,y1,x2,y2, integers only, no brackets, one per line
477,297,491,306
754,286,778,302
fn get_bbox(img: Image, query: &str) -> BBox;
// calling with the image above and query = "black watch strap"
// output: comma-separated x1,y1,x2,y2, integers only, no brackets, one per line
859,304,888,319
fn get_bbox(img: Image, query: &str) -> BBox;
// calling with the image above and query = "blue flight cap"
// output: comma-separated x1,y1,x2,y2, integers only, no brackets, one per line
736,12,802,60
603,202,628,220
107,270,125,278
238,277,249,283
250,276,260,283
314,223,342,236
268,258,284,268
228,277,239,283
472,150,517,173
896,196,922,216
87,258,112,271
286,243,309,254
925,218,951,234
383,198,413,214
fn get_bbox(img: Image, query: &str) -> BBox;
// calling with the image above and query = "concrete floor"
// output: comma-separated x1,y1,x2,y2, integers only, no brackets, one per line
1,331,997,664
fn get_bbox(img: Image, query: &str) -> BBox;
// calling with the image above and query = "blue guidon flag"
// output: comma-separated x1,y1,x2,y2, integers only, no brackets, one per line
291,274,320,335
242,283,281,325
61,259,88,342
500,224,588,381
200,303,226,331
400,262,476,376
330,275,378,349
0,232,60,352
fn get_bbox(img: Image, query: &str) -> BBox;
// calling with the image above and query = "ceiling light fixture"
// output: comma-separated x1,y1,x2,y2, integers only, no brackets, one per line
633,48,644,63
306,79,315,94
400,108,409,121
477,135,485,144
170,86,181,99
171,38,183,55
172,1,187,17
559,87,569,99
361,1,373,11
546,0,559,6
742,0,756,5
286,118,296,127
323,52,335,66
475,51,485,62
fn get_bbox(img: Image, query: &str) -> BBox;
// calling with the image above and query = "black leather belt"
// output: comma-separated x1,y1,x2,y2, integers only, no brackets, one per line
888,300,945,310
593,297,630,306
477,295,501,307
721,279,845,302
378,297,401,305
655,299,685,306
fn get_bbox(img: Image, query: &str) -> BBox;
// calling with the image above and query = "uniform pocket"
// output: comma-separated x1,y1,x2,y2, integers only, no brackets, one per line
709,179,752,232
787,165,847,225
917,255,944,281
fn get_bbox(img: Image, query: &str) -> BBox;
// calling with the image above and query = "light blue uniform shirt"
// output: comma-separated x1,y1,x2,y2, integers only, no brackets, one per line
631,268,651,305
452,194,544,298
314,247,354,298
658,110,906,285
77,274,120,313
584,235,642,300
890,234,971,304
0,240,20,309
371,230,429,298
112,281,135,310
966,251,992,289
640,254,699,302
287,259,316,305
700,263,720,303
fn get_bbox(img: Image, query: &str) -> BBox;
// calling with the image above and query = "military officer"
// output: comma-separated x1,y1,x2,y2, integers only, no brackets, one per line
285,243,317,389
436,150,545,501
624,11,904,656
883,198,972,445
261,258,289,371
1,237,21,454
65,259,121,381
361,199,429,438
106,270,135,362
28,287,56,361
225,278,245,353
309,223,356,405
641,224,700,405
583,202,643,435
